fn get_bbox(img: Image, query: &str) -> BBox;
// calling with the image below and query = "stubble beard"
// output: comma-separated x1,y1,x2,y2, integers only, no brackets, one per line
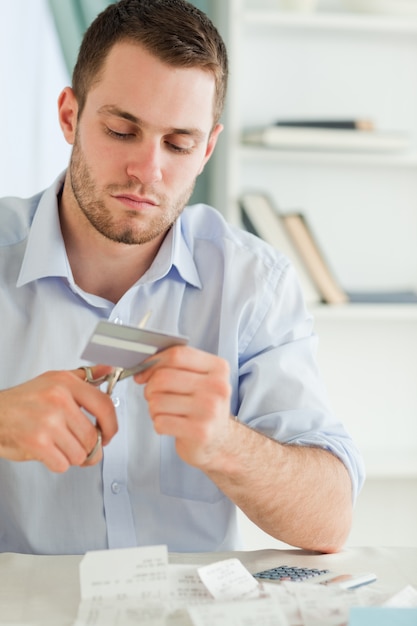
69,136,196,245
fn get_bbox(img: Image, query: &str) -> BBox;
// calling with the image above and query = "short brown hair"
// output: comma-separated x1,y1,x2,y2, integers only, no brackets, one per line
72,0,228,125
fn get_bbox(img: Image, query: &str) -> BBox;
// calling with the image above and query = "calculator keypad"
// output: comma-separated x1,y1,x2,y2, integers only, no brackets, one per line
254,565,330,582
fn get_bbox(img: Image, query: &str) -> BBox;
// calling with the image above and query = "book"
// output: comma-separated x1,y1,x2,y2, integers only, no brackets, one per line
242,125,410,153
239,193,322,305
275,118,374,131
346,290,417,304
239,193,417,306
281,212,349,305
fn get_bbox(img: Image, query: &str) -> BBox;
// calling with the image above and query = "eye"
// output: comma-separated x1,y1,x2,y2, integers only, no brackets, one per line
165,139,194,155
167,144,192,154
105,127,134,141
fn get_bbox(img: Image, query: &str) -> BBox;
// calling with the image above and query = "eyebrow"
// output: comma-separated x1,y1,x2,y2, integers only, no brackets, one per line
98,105,206,140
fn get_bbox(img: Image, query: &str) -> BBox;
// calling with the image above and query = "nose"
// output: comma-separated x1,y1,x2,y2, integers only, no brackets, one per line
126,140,163,184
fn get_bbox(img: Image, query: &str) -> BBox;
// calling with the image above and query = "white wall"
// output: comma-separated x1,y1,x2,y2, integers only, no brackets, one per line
0,0,70,198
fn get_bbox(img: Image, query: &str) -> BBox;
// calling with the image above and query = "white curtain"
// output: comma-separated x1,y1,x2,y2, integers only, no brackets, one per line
0,0,71,198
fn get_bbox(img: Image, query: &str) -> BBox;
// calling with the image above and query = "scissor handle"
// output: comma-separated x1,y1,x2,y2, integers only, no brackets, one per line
105,367,124,395
80,366,121,394
80,366,109,387
80,359,158,394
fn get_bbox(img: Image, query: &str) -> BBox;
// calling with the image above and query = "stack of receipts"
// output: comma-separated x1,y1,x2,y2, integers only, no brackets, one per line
73,545,417,626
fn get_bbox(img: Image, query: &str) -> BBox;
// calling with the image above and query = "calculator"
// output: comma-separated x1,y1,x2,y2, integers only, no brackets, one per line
253,565,332,583
253,566,377,589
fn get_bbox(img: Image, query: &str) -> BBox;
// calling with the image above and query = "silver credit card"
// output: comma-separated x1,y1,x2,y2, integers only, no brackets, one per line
81,321,188,368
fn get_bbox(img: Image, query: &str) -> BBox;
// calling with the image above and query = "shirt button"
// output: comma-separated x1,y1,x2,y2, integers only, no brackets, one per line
112,396,120,408
111,481,121,494
113,318,123,325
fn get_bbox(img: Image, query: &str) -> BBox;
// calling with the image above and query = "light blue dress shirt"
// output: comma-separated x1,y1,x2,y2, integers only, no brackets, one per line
0,172,364,555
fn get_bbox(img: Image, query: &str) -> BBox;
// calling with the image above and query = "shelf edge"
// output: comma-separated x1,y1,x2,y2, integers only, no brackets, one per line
243,10,417,35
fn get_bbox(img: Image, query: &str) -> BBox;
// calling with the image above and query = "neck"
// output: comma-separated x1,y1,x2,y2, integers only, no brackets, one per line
58,182,164,303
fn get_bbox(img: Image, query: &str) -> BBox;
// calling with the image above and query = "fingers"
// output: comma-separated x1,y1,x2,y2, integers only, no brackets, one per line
134,345,225,382
36,424,103,473
135,346,230,400
133,346,232,467
68,368,117,445
0,369,117,473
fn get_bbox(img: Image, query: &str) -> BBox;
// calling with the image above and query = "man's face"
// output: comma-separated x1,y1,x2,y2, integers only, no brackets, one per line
60,42,222,245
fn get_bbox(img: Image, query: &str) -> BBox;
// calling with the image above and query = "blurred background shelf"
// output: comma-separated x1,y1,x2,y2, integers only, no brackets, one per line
209,0,417,548
240,145,417,167
243,9,417,34
312,303,417,320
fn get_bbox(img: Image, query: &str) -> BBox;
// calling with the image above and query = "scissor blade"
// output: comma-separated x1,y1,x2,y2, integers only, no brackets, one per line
118,359,159,381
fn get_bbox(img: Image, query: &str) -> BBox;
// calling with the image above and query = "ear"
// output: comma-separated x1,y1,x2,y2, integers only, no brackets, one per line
197,123,223,174
57,87,79,145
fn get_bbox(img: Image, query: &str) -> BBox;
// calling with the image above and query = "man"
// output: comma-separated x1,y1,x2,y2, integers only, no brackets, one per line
0,0,364,555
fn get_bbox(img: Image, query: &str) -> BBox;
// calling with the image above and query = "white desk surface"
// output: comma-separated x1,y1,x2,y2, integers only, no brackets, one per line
0,546,416,624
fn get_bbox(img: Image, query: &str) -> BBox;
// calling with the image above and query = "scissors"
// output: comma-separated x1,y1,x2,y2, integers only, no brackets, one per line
81,359,158,395
81,360,158,462
81,310,157,395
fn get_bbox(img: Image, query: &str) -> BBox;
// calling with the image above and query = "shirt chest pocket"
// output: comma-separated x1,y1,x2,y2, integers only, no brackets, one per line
160,436,225,504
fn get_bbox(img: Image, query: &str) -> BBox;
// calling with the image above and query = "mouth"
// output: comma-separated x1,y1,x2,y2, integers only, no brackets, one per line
112,193,158,211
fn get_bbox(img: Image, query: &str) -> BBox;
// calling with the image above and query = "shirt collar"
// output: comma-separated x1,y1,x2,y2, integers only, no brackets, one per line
142,215,202,289
17,172,202,290
17,172,70,287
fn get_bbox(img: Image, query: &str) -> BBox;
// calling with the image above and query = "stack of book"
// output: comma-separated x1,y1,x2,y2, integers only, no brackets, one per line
240,192,417,306
241,118,411,153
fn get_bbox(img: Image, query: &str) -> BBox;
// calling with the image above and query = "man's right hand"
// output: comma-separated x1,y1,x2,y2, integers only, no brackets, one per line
0,366,118,473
